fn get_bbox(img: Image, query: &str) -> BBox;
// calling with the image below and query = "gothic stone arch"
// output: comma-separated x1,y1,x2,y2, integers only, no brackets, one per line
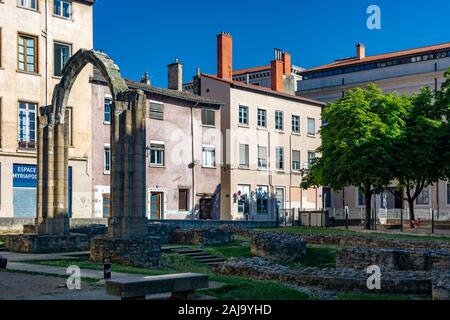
36,49,148,240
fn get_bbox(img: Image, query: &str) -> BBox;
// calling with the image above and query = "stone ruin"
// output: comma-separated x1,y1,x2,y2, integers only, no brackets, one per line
5,49,160,268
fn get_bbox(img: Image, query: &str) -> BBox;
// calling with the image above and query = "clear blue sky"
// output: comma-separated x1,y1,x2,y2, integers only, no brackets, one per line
93,0,450,87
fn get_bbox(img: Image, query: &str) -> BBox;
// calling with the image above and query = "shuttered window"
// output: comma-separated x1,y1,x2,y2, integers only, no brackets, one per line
179,189,189,211
202,109,215,126
258,146,267,169
149,102,164,120
292,150,300,171
239,144,249,168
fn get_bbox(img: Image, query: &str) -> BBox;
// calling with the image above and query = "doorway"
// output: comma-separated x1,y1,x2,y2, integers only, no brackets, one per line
199,198,213,220
150,192,163,219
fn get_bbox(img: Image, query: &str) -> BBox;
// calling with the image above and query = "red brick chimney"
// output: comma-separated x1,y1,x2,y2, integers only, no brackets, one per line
271,59,284,92
282,52,292,75
217,32,233,80
357,43,366,60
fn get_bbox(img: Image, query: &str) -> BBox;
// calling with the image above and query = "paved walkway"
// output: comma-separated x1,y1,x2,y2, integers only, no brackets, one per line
1,252,223,300
0,251,90,262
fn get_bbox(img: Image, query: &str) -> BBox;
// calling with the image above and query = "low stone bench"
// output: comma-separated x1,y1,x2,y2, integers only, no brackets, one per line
106,273,209,300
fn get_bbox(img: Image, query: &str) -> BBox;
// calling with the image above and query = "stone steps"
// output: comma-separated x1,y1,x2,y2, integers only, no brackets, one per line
166,247,225,266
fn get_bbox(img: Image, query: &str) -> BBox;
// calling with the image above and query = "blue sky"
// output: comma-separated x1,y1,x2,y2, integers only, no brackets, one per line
93,0,450,87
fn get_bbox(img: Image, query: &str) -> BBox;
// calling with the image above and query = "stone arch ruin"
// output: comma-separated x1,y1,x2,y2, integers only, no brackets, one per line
7,49,159,266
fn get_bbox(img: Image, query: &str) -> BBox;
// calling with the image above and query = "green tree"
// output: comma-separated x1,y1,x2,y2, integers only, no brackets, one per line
435,69,450,177
302,84,409,230
390,87,447,227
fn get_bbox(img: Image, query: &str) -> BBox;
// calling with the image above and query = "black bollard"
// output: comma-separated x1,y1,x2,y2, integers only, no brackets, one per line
0,255,7,269
103,257,112,279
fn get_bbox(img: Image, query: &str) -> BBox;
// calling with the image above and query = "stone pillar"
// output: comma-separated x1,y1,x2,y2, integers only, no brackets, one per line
108,90,148,239
35,109,69,236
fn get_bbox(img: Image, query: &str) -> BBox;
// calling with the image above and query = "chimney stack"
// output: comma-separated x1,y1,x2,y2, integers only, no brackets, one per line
168,58,183,91
282,51,292,75
141,72,151,85
217,32,233,80
271,59,284,92
356,43,366,60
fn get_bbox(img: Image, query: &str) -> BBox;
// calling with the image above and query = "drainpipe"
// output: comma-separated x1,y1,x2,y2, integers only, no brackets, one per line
191,103,198,219
44,0,49,105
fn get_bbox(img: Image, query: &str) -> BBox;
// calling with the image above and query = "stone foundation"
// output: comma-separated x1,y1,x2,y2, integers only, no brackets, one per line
90,236,161,269
433,274,450,300
336,247,450,272
170,229,233,246
215,257,434,295
251,232,307,262
4,233,89,253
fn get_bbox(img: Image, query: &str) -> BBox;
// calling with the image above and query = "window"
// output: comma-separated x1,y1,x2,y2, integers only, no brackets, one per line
239,105,248,125
178,189,189,211
307,118,316,136
202,109,215,126
292,150,300,171
237,185,250,214
104,97,112,124
18,102,36,148
292,115,300,133
416,188,430,205
239,144,249,168
257,109,266,128
256,186,269,214
447,183,450,205
18,0,37,10
275,110,283,131
257,146,267,169
275,147,284,170
18,34,38,73
202,145,215,167
54,0,72,18
308,151,316,166
149,101,164,120
66,107,73,146
150,143,165,166
103,145,111,174
54,42,71,77
358,189,366,206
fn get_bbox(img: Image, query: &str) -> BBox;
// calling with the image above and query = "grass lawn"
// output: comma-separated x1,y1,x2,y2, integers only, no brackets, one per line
262,226,450,243
26,253,311,300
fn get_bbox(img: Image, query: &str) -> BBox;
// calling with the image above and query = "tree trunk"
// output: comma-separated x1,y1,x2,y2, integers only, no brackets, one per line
364,187,372,230
407,198,416,228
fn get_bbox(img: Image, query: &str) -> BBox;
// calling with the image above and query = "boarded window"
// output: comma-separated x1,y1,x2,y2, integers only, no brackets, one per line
202,109,215,126
149,102,164,120
179,189,188,211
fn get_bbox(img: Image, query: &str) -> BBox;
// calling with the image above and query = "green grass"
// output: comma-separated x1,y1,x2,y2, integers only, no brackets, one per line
204,243,253,259
261,226,450,243
298,245,337,268
336,292,412,300
199,279,311,300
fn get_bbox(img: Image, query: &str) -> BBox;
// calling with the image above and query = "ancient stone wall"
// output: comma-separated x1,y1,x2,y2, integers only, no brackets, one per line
337,247,450,272
4,233,89,253
90,236,161,268
215,257,433,295
251,232,307,262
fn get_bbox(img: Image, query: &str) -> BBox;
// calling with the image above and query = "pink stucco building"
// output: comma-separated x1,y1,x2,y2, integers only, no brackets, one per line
90,67,223,220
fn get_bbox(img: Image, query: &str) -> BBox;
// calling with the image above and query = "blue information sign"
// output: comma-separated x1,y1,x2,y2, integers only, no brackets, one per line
13,164,37,188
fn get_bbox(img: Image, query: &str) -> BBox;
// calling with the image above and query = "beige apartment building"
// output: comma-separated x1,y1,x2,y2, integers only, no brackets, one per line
297,42,450,220
192,33,325,221
90,67,223,220
0,0,95,220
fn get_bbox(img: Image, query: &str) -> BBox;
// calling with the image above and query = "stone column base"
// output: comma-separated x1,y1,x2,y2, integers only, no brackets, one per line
4,233,89,253
90,236,161,269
